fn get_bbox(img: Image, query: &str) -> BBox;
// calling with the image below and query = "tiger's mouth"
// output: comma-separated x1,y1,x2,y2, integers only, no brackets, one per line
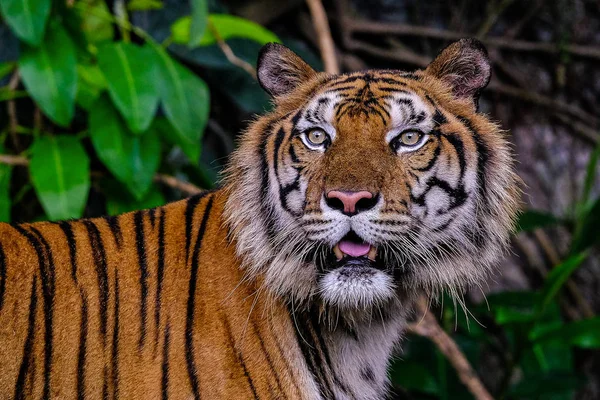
332,231,377,262
333,231,377,261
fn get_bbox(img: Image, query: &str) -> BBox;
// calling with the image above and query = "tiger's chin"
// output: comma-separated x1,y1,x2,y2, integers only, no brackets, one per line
319,256,397,310
317,233,397,310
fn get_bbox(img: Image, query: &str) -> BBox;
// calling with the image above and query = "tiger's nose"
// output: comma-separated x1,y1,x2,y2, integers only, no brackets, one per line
325,190,378,216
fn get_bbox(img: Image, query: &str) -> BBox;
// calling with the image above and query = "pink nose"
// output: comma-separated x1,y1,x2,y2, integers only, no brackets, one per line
326,190,376,215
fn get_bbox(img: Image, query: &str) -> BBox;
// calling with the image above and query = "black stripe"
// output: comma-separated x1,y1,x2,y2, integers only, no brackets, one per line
458,116,490,209
223,317,258,399
413,142,441,172
443,134,467,179
83,221,109,343
134,211,149,349
104,216,122,248
58,221,78,281
252,322,286,399
289,309,335,399
268,318,302,397
259,125,278,241
309,313,352,397
185,195,202,262
148,208,157,228
0,242,5,311
112,274,120,399
161,321,171,400
28,227,56,400
155,209,166,351
77,295,89,400
185,195,214,399
14,275,37,400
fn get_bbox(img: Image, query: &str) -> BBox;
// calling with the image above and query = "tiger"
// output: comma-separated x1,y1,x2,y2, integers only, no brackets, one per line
0,38,519,399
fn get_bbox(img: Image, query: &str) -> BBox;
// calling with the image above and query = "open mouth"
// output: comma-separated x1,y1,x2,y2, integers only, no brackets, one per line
333,231,377,261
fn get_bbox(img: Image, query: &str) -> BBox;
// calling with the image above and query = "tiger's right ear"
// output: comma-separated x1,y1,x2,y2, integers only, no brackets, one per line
257,43,317,98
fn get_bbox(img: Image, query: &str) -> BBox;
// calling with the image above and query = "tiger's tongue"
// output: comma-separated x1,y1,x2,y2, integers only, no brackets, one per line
338,240,371,257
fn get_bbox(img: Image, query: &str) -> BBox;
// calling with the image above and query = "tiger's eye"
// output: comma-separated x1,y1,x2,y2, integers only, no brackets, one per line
400,130,422,146
307,129,328,146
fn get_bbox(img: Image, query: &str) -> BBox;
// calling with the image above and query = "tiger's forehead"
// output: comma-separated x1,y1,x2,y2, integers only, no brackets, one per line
296,72,435,136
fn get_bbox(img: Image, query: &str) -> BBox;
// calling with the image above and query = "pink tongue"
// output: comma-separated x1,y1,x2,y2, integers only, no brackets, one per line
338,240,371,257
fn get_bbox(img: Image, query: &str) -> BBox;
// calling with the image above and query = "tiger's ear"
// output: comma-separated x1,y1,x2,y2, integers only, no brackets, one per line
257,43,317,98
424,38,491,108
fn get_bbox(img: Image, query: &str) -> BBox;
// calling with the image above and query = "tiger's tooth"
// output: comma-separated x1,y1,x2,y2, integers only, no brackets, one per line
368,246,377,261
333,244,344,260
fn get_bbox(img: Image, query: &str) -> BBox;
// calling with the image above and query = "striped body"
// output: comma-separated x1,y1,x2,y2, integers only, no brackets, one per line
0,192,333,399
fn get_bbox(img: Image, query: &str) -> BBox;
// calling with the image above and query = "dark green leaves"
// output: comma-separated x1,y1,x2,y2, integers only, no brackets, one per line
97,43,159,133
516,209,562,232
532,317,600,349
89,95,161,200
29,136,90,220
154,46,209,162
0,0,51,46
189,0,208,46
537,252,588,314
0,144,12,222
19,23,77,126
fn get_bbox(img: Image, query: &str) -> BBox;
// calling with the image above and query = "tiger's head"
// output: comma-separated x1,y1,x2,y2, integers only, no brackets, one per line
224,39,520,316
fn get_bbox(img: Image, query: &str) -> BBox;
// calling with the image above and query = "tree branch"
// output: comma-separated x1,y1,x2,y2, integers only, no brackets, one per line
408,297,494,400
344,19,600,60
305,0,340,74
208,22,257,79
0,155,203,196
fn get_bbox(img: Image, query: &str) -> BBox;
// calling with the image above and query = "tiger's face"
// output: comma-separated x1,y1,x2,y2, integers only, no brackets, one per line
225,39,519,315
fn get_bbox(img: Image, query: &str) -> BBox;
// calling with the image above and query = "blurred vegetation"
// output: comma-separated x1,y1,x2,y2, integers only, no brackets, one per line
1,0,599,399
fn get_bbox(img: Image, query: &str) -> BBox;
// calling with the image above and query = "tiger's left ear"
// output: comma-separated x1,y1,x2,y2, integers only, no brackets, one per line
257,43,318,98
424,38,491,108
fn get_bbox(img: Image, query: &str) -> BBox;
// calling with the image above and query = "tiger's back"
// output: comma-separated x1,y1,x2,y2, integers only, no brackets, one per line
0,191,313,399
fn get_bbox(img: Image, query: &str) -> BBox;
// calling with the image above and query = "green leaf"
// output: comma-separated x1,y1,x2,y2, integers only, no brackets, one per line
581,143,600,208
537,252,588,315
532,317,600,349
571,197,600,254
172,14,281,47
75,63,107,110
189,0,208,46
0,144,12,222
103,180,165,215
97,42,159,133
389,360,439,395
127,0,163,11
508,372,582,398
77,0,114,43
153,117,201,163
516,209,562,232
0,0,51,46
89,95,161,200
0,62,16,81
29,135,90,220
18,22,77,126
153,46,209,162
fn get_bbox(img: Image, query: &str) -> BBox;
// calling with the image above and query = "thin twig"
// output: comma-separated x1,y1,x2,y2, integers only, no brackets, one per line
208,22,257,79
344,19,600,61
408,297,494,400
305,0,340,74
0,154,29,167
0,154,203,196
153,173,202,195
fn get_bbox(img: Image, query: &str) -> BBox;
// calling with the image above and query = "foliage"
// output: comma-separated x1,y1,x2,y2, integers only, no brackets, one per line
0,0,283,221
